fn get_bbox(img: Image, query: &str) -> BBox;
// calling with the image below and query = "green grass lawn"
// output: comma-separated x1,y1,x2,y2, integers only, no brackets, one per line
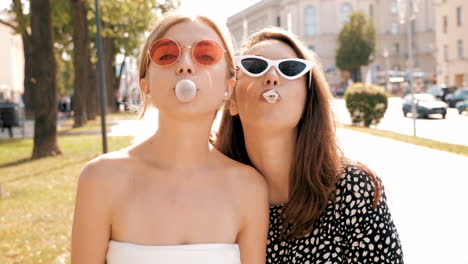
0,134,133,264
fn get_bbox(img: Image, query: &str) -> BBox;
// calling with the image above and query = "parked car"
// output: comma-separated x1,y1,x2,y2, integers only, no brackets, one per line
426,85,457,102
446,87,468,107
455,100,468,115
402,93,448,119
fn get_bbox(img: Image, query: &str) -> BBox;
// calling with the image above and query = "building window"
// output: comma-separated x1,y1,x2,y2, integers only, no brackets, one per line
391,0,398,14
391,22,399,34
443,16,448,33
458,40,464,59
305,5,317,36
369,4,374,17
276,16,281,27
340,2,353,26
457,7,462,26
444,45,449,61
308,45,315,51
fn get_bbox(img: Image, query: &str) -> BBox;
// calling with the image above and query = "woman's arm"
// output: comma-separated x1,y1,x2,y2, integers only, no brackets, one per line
340,167,404,263
71,160,113,264
236,167,270,264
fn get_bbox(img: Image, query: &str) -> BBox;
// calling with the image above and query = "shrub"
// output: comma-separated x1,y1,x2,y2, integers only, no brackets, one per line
344,82,388,127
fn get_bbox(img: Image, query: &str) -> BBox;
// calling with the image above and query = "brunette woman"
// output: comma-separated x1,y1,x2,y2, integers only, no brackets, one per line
216,27,403,263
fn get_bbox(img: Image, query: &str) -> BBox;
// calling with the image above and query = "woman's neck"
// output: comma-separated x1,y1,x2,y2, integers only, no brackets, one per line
140,111,216,170
242,125,297,205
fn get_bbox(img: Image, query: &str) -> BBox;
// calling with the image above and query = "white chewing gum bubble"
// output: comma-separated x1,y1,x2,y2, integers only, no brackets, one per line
175,79,197,102
263,90,279,104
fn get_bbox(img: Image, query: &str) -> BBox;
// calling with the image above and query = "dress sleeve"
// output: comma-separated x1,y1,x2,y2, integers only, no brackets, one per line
338,166,404,264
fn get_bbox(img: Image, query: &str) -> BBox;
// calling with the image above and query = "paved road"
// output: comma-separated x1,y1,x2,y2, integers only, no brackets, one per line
333,97,468,146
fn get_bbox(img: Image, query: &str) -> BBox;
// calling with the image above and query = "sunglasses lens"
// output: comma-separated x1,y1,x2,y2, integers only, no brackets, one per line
150,39,180,66
240,58,268,74
278,61,307,77
193,40,224,66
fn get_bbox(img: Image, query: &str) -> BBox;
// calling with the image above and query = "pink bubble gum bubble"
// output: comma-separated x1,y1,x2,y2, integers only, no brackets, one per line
175,79,197,102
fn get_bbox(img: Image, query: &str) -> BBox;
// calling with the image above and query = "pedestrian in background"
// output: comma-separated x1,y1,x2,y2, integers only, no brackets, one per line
0,99,18,138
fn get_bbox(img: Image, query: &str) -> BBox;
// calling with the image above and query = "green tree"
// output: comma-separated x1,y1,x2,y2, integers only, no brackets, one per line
92,0,179,112
336,11,376,82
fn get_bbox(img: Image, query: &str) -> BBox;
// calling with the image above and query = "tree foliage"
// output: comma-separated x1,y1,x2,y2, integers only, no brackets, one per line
91,0,179,59
336,11,376,82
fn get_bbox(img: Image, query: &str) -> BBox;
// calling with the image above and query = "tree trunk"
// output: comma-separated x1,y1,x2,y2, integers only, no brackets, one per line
87,62,98,120
103,37,118,113
70,0,91,128
352,67,362,82
21,33,34,119
7,0,34,118
30,0,61,159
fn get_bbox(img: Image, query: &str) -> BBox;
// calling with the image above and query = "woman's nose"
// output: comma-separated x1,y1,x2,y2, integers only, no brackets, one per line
263,69,280,87
176,51,194,75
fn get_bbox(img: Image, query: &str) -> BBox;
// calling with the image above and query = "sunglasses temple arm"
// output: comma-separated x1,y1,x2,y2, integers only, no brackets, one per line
308,70,312,90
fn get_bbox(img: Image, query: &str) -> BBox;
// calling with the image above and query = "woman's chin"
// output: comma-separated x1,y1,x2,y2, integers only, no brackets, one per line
157,104,220,121
243,115,298,131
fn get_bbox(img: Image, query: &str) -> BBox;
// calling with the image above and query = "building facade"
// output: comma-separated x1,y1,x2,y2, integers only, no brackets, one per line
227,0,436,87
0,12,24,104
435,0,467,88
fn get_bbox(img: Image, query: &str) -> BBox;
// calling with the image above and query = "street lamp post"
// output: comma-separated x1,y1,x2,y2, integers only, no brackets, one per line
397,0,419,137
383,48,390,92
94,0,108,153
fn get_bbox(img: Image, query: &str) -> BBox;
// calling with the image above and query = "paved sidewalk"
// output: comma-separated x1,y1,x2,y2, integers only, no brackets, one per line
337,129,468,264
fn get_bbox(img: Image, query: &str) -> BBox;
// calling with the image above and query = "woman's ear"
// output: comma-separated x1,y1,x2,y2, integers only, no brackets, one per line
140,78,149,96
224,78,236,100
228,97,239,116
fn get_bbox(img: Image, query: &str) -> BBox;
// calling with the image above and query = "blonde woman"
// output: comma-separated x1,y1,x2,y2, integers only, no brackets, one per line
71,12,269,264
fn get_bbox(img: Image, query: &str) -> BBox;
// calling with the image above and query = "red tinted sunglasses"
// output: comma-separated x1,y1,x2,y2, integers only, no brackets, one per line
148,38,226,67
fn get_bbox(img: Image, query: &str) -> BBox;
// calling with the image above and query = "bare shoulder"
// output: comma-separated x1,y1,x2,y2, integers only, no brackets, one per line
216,153,268,202
78,148,133,195
72,150,133,263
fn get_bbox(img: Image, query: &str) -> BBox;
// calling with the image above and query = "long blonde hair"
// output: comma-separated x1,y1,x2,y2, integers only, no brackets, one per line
137,11,236,118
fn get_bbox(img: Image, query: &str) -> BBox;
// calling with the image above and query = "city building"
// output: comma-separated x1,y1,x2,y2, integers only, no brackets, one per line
0,11,24,104
227,0,436,91
435,0,467,88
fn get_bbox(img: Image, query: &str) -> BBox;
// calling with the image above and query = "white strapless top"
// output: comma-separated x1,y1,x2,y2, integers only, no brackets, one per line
106,240,241,264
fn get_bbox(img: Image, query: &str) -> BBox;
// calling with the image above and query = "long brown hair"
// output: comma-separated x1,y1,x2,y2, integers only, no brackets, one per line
137,11,236,118
214,27,381,240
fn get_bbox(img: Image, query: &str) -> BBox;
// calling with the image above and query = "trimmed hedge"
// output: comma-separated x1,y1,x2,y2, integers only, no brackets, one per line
344,82,388,127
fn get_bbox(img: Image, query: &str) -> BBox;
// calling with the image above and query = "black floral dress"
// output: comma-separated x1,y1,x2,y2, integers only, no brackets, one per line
266,166,404,264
